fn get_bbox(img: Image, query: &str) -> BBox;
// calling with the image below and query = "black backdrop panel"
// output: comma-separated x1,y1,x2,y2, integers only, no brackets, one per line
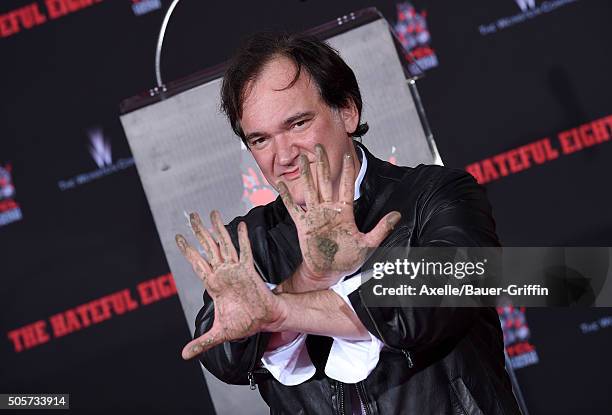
1,0,611,413
0,1,214,413
414,0,612,246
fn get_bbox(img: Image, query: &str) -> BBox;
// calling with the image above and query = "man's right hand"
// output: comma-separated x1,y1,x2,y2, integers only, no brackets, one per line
176,211,285,360
277,144,401,290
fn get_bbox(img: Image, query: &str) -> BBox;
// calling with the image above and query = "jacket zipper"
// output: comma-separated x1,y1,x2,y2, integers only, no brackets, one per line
247,258,269,390
356,382,370,415
338,381,346,415
358,288,414,369
360,226,415,369
247,370,257,390
401,349,414,368
341,228,410,414
333,223,411,414
247,332,264,389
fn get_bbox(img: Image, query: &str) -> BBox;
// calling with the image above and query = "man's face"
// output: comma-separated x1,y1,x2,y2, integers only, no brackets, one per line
240,56,360,207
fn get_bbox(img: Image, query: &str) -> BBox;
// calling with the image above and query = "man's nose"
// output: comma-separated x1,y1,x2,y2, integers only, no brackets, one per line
275,135,299,166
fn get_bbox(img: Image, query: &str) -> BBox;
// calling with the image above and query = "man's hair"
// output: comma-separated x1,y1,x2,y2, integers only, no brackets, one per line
220,32,369,144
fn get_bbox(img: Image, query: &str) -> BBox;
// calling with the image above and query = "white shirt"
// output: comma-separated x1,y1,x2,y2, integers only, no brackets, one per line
261,147,384,386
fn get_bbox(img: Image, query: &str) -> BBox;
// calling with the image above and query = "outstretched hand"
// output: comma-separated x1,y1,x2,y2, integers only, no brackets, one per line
277,144,401,288
176,211,284,360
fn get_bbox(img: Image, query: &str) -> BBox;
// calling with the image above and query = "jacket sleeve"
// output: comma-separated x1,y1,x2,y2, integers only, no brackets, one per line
193,219,271,385
348,168,500,353
195,293,271,385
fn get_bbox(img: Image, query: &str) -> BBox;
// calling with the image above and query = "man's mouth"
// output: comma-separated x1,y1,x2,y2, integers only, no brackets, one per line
281,167,300,180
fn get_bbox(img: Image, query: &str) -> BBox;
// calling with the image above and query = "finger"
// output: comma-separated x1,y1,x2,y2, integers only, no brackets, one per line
299,154,318,209
175,234,213,283
315,144,332,203
238,222,253,265
189,212,221,268
339,152,355,205
211,210,238,263
277,181,302,222
181,327,224,360
364,211,402,247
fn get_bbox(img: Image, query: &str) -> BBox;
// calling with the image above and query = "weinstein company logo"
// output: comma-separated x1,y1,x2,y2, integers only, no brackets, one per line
479,0,579,36
57,128,135,191
515,0,536,11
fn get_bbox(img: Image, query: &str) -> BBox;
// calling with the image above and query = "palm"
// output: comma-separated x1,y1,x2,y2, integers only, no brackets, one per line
176,211,283,360
212,261,283,338
298,202,366,278
278,144,401,283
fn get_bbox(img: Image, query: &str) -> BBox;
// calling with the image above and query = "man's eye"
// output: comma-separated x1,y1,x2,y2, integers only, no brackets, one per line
293,119,309,129
249,137,267,147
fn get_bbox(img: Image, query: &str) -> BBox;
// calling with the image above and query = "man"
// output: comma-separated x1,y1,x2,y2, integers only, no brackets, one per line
176,33,521,414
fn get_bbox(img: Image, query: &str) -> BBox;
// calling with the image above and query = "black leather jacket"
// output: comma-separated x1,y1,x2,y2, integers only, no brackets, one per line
194,143,522,415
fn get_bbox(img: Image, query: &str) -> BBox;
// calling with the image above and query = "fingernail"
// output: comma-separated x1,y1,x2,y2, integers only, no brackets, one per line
210,210,221,227
175,234,187,253
387,212,401,228
299,154,308,168
191,344,202,354
189,212,199,229
345,152,352,159
315,144,323,157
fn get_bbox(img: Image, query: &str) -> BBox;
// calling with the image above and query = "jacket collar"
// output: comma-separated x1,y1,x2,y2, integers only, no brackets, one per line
353,141,406,232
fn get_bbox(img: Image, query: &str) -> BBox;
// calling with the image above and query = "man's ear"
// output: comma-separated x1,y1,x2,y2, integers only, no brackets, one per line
339,99,359,135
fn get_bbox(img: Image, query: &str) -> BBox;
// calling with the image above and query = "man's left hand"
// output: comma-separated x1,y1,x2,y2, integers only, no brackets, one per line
277,144,401,289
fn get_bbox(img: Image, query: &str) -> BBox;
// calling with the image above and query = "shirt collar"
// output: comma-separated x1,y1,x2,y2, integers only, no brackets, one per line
354,146,367,201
